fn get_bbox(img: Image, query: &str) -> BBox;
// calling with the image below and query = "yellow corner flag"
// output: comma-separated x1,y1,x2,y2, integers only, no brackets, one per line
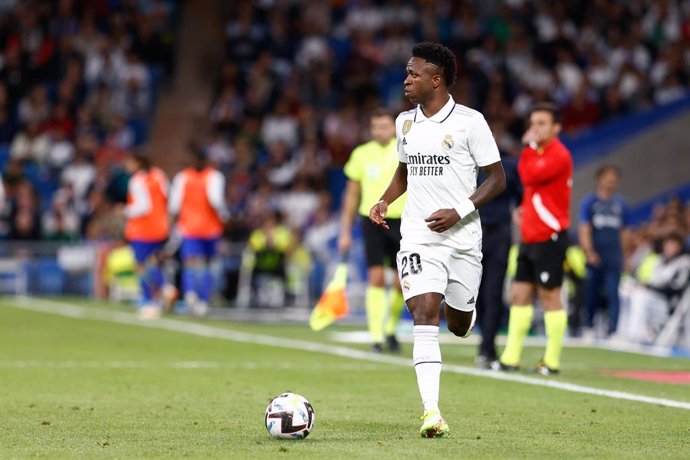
309,263,349,331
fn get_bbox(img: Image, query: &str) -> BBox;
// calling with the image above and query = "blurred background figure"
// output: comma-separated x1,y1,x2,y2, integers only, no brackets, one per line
623,232,690,344
169,144,227,316
247,210,294,308
497,103,572,375
475,145,522,368
578,165,631,339
123,153,171,319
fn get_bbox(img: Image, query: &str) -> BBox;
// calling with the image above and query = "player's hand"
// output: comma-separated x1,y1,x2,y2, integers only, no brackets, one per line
585,249,601,267
512,207,522,226
522,128,538,148
425,209,460,233
337,233,352,255
369,200,389,229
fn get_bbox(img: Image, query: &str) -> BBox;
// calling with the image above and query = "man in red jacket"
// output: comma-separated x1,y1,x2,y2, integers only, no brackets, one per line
494,103,573,375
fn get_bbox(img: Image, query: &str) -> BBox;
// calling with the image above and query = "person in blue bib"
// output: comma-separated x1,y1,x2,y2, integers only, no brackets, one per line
578,165,631,336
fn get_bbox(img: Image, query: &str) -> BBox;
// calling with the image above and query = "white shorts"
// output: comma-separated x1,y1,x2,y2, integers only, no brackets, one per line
397,242,482,312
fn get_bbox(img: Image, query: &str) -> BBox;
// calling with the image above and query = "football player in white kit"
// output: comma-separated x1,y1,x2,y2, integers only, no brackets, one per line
370,42,506,438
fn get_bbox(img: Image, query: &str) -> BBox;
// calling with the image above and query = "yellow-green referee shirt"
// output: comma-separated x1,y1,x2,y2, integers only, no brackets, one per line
343,139,406,218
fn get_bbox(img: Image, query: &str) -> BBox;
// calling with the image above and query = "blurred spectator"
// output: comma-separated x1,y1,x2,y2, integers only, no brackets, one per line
0,108,16,143
210,85,244,133
261,98,299,149
61,138,96,202
10,121,50,163
277,175,320,231
42,103,76,139
43,127,74,170
113,51,150,117
248,210,294,307
624,232,690,344
18,85,51,125
294,139,329,186
42,187,80,241
562,84,600,135
263,141,298,189
7,181,41,240
82,188,124,241
105,114,136,151
205,130,235,172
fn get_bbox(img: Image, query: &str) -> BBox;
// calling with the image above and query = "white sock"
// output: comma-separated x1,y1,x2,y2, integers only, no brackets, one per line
413,325,441,413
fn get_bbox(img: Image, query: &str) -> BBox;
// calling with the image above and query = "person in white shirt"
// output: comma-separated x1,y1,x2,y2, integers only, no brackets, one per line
369,42,506,438
625,232,690,344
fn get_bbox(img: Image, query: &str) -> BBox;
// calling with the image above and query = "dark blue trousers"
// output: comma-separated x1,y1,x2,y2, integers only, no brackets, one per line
585,263,621,334
477,223,512,360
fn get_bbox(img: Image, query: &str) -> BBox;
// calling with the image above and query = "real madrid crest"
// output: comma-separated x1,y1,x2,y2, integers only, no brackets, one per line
402,120,412,135
441,134,454,150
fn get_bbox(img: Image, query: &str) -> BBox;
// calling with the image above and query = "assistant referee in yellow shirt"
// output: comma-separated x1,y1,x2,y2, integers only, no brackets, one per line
338,108,407,353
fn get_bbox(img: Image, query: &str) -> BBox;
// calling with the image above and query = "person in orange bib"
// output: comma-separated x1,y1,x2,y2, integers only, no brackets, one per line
169,145,227,316
123,154,171,319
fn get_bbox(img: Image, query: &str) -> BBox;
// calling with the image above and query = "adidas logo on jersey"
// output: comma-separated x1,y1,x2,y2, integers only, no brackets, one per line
402,137,407,145
467,296,475,305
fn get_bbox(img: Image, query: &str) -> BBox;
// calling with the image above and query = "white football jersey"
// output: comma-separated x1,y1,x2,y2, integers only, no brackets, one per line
396,96,500,249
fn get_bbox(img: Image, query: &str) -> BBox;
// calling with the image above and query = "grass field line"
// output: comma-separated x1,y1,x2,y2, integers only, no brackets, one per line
7,296,690,411
0,360,390,370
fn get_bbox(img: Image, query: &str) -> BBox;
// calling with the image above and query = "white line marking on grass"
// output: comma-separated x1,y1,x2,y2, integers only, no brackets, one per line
0,360,388,371
6,296,690,411
0,360,149,369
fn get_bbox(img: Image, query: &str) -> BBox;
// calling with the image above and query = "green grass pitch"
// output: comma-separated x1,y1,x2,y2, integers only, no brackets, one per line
1,297,689,459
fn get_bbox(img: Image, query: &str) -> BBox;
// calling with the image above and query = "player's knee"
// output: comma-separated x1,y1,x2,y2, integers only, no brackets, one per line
510,290,529,306
447,321,470,337
367,267,385,286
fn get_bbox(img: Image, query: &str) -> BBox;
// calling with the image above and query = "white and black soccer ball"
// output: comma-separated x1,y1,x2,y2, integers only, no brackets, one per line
264,392,315,439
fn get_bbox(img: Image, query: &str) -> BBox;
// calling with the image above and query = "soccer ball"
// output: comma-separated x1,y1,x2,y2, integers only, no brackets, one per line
264,392,315,439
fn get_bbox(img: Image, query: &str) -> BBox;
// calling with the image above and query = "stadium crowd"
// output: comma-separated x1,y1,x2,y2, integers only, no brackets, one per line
0,0,175,241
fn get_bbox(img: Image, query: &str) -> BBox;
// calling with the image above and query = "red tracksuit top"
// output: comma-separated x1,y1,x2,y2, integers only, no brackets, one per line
517,138,573,244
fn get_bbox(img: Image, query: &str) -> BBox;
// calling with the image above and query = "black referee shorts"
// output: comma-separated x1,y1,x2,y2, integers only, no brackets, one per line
361,217,401,268
514,231,569,289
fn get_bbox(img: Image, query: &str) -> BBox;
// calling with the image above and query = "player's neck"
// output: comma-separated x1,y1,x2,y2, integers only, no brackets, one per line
596,188,614,200
420,93,450,119
537,136,557,149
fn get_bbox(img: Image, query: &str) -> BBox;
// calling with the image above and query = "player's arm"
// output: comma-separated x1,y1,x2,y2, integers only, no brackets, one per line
519,147,569,185
577,196,600,266
168,174,184,219
338,179,361,255
578,222,600,266
425,160,506,233
207,170,229,222
124,176,151,218
370,162,407,229
470,160,506,209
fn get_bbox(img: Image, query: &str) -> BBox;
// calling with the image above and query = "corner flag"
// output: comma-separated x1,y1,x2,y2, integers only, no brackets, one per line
309,263,349,331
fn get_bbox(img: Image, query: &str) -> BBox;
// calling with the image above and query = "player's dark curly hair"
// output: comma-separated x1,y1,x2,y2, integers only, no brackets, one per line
412,42,457,86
